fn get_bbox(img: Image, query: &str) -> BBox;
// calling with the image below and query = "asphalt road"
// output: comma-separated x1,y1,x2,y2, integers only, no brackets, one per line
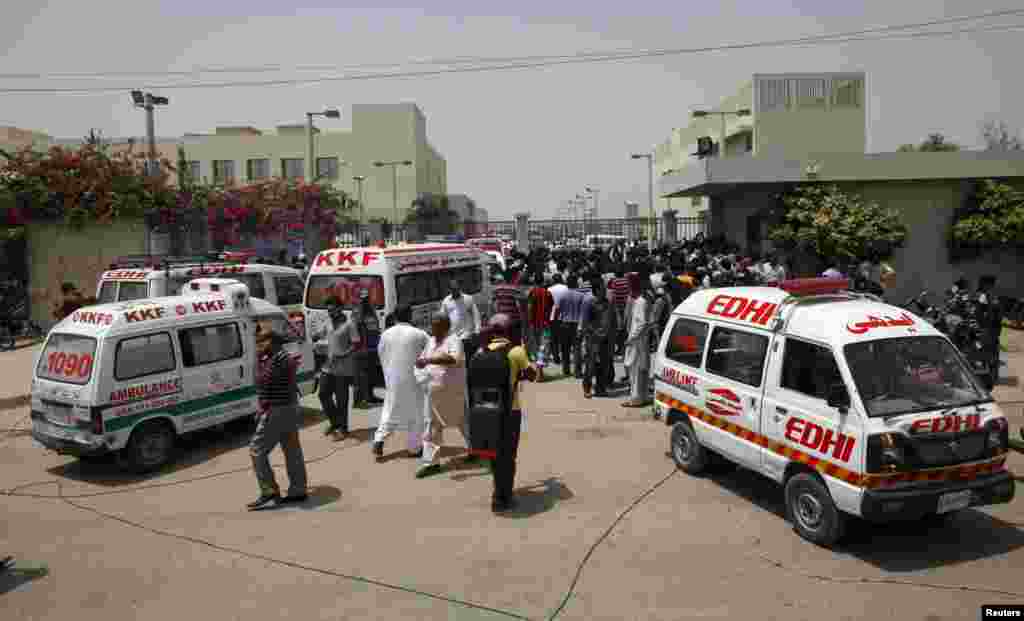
2,352,1024,620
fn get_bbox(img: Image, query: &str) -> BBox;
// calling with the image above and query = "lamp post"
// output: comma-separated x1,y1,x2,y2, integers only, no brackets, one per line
353,175,366,243
373,160,414,239
630,152,655,250
305,108,341,182
691,108,751,159
130,90,169,176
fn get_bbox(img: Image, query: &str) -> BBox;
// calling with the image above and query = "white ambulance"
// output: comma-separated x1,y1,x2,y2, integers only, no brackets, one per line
96,253,308,339
651,277,1015,546
303,243,491,339
31,279,315,473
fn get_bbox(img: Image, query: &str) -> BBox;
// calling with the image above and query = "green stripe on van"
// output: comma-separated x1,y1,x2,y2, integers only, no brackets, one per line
104,370,317,432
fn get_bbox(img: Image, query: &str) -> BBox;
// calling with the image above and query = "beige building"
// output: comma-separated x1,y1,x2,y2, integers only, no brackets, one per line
0,126,51,155
655,73,867,217
658,72,1024,300
182,103,447,225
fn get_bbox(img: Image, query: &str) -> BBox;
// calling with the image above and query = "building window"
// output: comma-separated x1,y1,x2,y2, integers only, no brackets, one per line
793,78,828,108
316,157,339,180
281,158,304,179
247,158,270,181
187,161,201,181
758,78,789,111
831,78,862,108
691,196,702,207
212,160,236,184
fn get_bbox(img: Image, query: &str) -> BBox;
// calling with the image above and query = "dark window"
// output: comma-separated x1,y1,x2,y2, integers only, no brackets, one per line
117,282,150,302
705,326,769,387
281,158,304,179
178,323,243,368
397,272,442,307
780,338,843,400
305,275,385,310
97,281,117,304
273,275,304,306
115,333,176,381
247,158,270,181
664,318,708,368
316,157,339,180
232,273,266,299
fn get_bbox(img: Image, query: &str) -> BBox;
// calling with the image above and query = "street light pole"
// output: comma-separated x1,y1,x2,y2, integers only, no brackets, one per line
373,160,414,241
131,90,168,176
353,175,366,243
631,153,655,250
304,108,341,182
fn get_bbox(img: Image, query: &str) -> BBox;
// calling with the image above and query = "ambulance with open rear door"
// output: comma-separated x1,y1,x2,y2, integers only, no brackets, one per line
651,277,1014,546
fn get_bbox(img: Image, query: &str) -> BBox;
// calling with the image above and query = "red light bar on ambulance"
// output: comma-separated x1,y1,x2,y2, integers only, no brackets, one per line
777,278,849,296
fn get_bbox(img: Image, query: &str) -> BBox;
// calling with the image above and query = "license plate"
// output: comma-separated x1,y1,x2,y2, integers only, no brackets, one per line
937,490,972,514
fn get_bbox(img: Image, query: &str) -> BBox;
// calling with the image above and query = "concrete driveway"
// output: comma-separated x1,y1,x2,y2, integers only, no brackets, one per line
2,347,1024,619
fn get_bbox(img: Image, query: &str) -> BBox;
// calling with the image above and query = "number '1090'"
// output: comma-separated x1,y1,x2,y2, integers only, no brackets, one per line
47,352,93,379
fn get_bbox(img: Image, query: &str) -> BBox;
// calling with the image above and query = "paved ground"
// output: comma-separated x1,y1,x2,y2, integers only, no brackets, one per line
2,338,1024,620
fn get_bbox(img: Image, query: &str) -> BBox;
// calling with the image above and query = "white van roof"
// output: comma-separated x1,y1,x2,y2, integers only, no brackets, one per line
676,280,943,349
309,243,482,273
100,262,301,282
56,291,280,337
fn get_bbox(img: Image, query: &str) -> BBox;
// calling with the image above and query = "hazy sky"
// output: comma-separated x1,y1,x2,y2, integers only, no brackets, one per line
1,1,1021,219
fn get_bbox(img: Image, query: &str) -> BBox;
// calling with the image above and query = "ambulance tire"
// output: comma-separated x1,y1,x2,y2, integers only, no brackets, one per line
121,420,177,473
670,420,707,475
785,473,846,547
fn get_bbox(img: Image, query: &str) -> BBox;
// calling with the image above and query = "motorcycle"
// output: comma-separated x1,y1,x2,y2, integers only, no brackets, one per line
0,297,44,351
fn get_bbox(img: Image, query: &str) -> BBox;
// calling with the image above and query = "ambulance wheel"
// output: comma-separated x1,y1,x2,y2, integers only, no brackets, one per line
785,473,846,547
122,420,176,473
670,420,707,475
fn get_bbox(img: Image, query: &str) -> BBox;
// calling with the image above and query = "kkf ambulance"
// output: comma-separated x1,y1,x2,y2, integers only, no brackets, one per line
31,279,315,473
651,278,1014,546
303,243,490,338
96,254,308,338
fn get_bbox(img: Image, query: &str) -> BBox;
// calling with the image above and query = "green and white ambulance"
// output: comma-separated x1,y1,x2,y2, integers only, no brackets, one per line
31,278,315,472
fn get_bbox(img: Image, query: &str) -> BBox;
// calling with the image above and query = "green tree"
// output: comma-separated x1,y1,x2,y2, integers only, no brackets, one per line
949,179,1024,254
405,194,459,235
769,184,907,263
981,121,1024,151
897,133,961,152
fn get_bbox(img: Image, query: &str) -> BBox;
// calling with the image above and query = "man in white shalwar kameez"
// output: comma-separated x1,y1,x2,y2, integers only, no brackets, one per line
414,312,466,478
373,304,430,462
622,275,653,408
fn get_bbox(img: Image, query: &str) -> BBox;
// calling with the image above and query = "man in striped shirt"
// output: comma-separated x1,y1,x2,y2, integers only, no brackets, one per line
608,268,630,356
492,274,525,324
248,326,308,510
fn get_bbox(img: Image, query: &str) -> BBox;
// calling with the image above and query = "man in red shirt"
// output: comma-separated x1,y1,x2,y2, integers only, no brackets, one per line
525,273,553,361
607,268,630,356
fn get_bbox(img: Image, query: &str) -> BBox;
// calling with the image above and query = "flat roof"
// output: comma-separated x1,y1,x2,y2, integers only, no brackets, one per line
660,150,1024,197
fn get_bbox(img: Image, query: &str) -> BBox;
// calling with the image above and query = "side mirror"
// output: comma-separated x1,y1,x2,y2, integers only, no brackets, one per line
826,383,850,413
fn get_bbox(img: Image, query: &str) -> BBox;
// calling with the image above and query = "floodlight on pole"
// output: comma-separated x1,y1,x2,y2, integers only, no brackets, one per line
630,153,655,250
130,90,169,177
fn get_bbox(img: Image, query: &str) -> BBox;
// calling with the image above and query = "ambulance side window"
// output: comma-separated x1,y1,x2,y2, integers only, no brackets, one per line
664,318,708,368
98,281,117,304
115,333,177,381
273,276,304,306
780,338,843,401
706,326,769,387
178,322,243,368
118,282,149,302
234,274,266,299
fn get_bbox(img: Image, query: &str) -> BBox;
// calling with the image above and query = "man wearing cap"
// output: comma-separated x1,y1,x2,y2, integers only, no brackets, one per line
248,324,308,510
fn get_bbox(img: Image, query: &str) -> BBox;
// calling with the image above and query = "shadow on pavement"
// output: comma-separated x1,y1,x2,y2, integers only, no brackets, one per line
707,466,1024,571
45,407,328,487
841,510,1024,572
0,563,49,595
282,485,343,511
498,477,574,519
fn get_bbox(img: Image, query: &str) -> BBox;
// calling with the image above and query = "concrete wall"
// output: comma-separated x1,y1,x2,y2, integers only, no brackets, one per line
708,179,1024,302
27,218,146,329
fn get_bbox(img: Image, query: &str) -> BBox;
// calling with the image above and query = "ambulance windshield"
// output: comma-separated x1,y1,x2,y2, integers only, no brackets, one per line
305,275,385,310
843,336,989,417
